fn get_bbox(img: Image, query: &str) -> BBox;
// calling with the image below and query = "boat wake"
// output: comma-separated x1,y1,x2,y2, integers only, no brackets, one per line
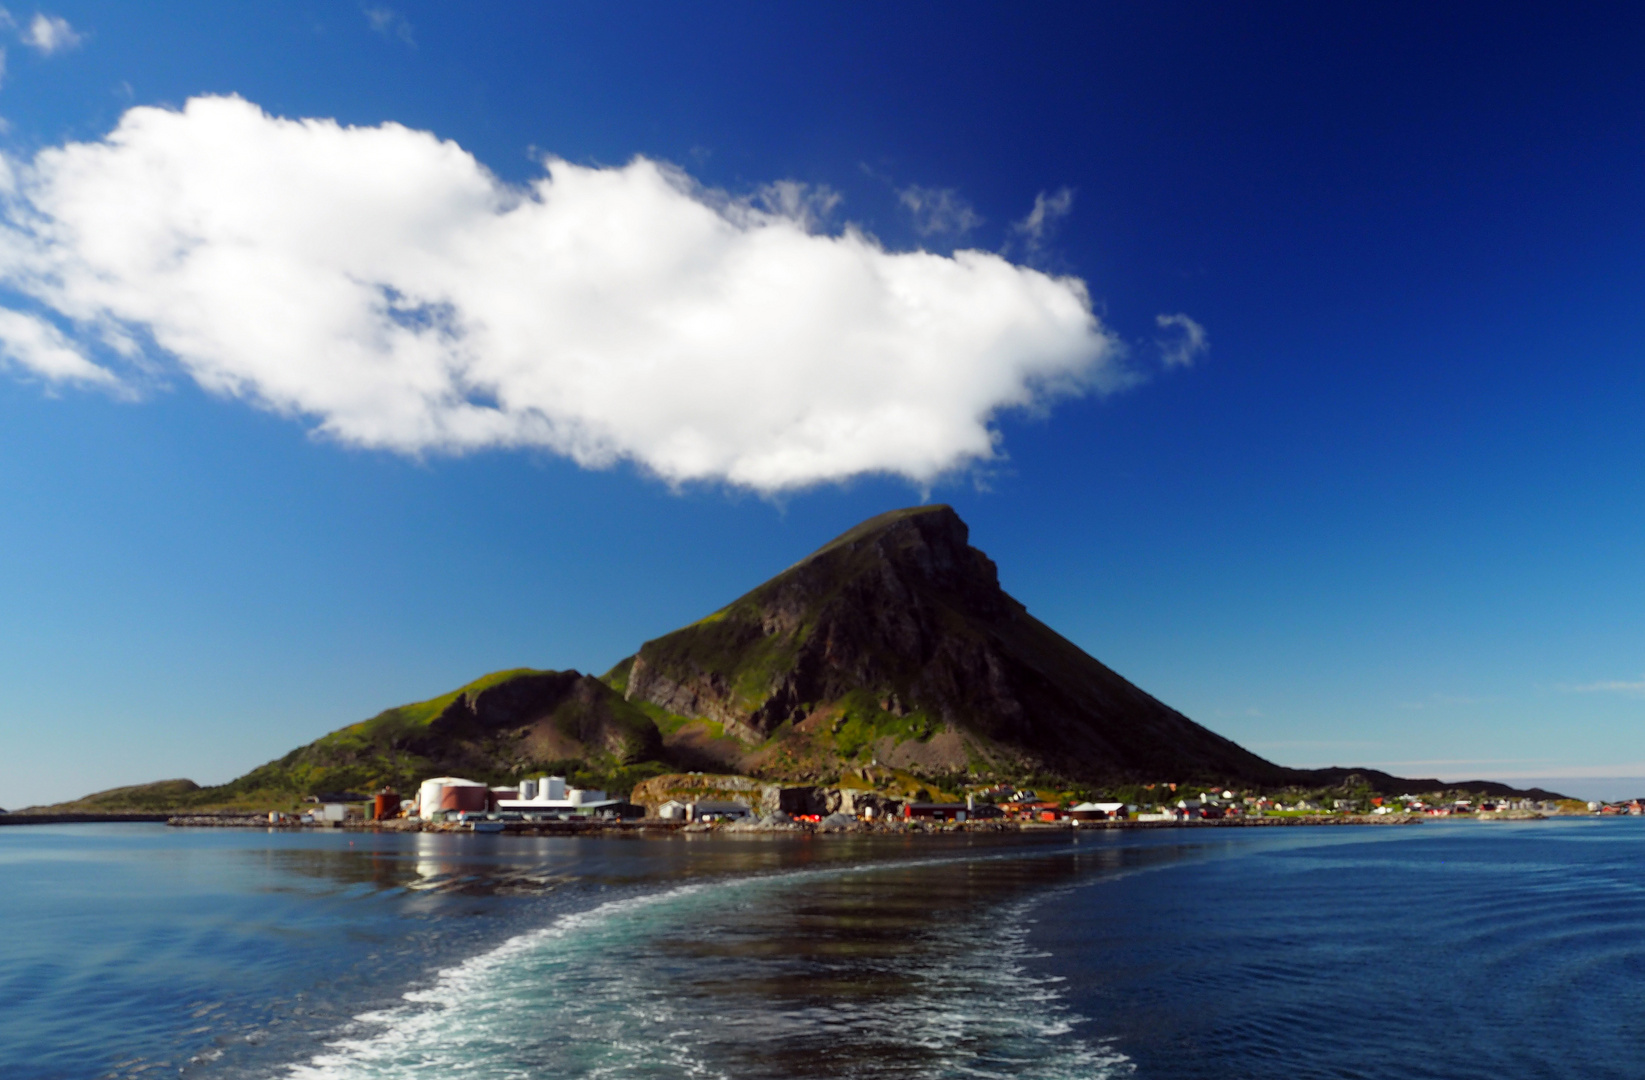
286,858,1133,1080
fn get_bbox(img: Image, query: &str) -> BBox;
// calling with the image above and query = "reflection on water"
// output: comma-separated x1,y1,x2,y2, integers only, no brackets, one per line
612,839,1200,1079
15,822,1645,1080
1040,820,1645,1080
262,829,1043,894
293,833,1205,1080
0,824,1249,1080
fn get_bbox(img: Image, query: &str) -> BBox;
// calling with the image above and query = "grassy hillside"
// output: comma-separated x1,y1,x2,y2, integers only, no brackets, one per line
29,668,675,813
223,668,548,798
20,779,205,814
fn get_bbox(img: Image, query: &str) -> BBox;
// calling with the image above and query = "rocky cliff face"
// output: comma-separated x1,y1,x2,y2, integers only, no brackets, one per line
424,671,661,767
623,505,1289,785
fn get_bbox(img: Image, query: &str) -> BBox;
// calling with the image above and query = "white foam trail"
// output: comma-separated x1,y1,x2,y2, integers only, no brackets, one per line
287,883,725,1080
892,893,1133,1079
285,857,1133,1080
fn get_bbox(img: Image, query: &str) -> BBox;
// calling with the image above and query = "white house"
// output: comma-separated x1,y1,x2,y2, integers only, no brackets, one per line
1069,801,1126,820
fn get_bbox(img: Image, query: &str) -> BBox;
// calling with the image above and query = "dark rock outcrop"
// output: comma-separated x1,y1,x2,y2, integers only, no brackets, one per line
424,671,662,767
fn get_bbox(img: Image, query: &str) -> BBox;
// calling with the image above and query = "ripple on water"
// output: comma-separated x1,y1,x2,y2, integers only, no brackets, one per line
1034,821,1645,1080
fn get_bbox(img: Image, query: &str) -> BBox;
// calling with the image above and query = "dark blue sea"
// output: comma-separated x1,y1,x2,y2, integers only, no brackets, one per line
4,819,1642,1079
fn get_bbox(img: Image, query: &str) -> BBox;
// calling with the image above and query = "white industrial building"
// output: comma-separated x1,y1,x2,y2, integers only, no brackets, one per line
496,775,622,815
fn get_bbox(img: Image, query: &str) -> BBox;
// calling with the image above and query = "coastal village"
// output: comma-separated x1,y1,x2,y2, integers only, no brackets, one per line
181,770,1603,833
7,761,1614,831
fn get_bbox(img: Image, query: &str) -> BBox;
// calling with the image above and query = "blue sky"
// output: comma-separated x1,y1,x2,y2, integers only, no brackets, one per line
2,2,1642,807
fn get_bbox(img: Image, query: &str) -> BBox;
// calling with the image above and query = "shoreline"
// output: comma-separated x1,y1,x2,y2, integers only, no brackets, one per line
144,810,1532,833
2,810,1566,832
0,812,175,826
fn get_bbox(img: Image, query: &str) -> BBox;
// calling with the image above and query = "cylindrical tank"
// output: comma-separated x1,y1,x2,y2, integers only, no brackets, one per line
417,779,444,820
372,791,401,821
417,777,489,819
438,783,489,814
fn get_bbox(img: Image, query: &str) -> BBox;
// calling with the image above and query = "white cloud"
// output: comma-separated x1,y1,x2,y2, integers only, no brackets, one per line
728,178,841,232
0,96,1126,491
898,185,982,238
0,308,117,384
364,6,414,47
22,12,80,55
1567,677,1645,696
1011,187,1074,254
1155,312,1209,368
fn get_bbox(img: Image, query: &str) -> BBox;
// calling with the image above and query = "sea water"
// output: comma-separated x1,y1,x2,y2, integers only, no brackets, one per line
3,819,1642,1079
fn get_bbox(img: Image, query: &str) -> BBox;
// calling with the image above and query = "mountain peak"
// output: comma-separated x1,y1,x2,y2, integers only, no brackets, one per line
796,503,965,563
623,504,1282,784
764,503,1009,616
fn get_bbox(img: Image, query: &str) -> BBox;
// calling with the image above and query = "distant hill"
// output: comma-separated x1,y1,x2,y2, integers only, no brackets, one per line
26,504,1567,810
1283,768,1567,803
19,778,202,814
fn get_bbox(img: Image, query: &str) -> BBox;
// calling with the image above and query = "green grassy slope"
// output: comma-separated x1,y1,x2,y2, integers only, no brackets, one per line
19,778,205,813
30,668,674,812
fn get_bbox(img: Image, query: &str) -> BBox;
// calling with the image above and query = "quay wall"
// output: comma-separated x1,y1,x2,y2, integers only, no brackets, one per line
0,812,173,826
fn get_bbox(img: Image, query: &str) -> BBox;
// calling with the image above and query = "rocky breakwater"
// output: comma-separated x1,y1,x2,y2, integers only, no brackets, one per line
165,813,427,830
167,813,296,828
1,812,173,825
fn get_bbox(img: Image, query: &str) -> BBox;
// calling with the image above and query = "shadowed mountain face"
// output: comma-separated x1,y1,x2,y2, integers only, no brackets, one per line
621,505,1290,785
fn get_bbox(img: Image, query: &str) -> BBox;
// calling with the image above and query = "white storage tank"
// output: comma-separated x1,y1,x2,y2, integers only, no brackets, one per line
417,778,443,819
417,777,489,819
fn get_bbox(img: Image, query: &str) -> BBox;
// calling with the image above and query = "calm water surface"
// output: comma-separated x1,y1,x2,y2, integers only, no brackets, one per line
3,819,1642,1079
